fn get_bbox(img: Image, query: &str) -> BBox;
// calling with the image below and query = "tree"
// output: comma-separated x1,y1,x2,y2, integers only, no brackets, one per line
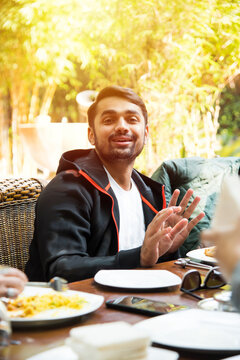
1,0,240,175
82,0,240,172
0,0,92,173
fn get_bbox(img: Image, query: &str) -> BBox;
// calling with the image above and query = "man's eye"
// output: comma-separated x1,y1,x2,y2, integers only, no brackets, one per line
128,117,138,123
103,118,114,124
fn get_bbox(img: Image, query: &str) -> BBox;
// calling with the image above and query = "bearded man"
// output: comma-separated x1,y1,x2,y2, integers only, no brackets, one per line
26,86,204,282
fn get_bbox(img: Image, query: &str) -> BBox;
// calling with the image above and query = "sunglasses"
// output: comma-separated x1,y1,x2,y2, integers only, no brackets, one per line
180,266,226,300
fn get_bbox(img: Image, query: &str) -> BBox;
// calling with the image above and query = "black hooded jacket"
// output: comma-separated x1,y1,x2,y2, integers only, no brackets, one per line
25,149,177,282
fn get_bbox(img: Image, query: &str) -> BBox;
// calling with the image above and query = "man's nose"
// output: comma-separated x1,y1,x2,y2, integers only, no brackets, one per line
115,117,128,132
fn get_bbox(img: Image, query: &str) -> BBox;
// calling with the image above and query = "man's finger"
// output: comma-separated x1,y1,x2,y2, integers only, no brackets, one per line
178,189,194,212
187,212,205,232
153,206,180,222
141,227,172,267
150,206,181,233
182,196,201,219
168,189,180,207
169,218,188,239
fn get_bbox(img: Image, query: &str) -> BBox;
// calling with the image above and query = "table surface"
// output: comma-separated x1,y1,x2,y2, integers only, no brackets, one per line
6,260,233,360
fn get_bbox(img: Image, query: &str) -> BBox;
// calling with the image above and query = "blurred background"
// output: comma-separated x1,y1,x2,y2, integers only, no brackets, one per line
1,0,240,179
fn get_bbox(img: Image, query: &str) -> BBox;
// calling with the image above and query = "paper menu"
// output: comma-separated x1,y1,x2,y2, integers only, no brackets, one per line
211,175,240,230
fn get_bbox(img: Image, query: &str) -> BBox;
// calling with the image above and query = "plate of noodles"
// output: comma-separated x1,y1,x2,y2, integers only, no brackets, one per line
186,247,217,265
6,286,104,328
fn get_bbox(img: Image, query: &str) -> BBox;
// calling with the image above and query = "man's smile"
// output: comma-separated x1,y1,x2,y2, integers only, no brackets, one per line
110,135,134,144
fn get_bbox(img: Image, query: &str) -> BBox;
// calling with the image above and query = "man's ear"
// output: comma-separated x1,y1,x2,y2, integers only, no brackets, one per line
88,127,95,145
144,125,149,145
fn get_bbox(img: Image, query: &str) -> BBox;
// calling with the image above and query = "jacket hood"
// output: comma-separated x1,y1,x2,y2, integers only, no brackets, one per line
56,149,110,189
57,148,96,173
56,148,165,211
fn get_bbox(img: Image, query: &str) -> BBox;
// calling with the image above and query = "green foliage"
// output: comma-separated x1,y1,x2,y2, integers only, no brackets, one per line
217,74,240,157
217,135,240,157
218,83,240,137
0,0,92,106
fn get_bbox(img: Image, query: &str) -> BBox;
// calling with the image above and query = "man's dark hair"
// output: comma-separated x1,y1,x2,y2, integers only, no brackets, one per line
87,85,148,128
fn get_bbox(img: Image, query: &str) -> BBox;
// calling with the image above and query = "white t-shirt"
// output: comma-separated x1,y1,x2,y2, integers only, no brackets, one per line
104,168,145,251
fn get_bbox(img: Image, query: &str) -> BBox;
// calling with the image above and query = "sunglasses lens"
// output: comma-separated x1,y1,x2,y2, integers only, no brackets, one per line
205,268,225,288
181,271,201,291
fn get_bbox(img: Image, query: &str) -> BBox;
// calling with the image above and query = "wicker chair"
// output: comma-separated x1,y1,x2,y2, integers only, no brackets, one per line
0,178,44,271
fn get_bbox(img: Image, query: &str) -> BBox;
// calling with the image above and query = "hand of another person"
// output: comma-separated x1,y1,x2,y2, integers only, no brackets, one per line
0,267,28,298
201,220,240,281
140,189,205,267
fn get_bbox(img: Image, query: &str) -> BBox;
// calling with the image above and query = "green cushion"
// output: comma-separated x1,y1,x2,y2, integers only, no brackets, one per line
151,157,240,256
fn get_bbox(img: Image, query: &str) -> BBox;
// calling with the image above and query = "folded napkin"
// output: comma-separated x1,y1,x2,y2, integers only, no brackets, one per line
26,345,178,360
65,321,151,360
211,175,240,230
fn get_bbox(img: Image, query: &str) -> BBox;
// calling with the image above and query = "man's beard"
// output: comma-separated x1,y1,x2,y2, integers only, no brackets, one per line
94,131,144,163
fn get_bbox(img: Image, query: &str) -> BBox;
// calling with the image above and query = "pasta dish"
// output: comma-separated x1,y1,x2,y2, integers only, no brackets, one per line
204,246,216,258
7,292,87,318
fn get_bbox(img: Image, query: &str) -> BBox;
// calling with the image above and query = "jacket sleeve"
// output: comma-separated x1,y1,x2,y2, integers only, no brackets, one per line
32,172,142,282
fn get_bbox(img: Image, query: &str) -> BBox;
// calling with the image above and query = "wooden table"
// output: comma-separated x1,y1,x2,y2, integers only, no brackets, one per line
6,261,230,360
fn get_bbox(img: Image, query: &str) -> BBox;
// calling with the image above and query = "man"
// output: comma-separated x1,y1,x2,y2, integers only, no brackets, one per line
25,86,204,282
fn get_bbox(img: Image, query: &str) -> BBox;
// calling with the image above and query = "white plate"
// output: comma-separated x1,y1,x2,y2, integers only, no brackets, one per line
94,270,181,290
135,309,240,354
187,248,217,265
26,345,179,360
8,286,104,328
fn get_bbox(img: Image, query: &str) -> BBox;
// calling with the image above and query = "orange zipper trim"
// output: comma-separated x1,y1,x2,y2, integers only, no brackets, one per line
162,185,166,209
79,170,166,250
140,184,166,213
140,195,158,214
105,183,111,191
79,170,120,251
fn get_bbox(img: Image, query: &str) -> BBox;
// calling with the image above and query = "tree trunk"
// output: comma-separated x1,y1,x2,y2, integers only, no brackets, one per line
10,74,30,175
39,80,57,118
28,82,40,123
0,93,11,175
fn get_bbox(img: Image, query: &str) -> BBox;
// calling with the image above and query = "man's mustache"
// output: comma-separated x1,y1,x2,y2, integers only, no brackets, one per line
109,133,136,141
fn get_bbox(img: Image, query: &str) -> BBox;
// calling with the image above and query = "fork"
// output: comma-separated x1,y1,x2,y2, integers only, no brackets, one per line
27,277,68,291
175,258,213,270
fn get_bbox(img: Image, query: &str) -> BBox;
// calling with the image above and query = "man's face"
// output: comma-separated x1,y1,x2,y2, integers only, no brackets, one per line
88,96,149,164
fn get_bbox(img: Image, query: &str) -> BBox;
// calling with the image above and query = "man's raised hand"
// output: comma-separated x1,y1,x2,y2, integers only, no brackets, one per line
165,189,205,253
140,188,205,267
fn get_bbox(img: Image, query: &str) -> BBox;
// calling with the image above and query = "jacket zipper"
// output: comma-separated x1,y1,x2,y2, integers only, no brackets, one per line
79,170,166,251
79,170,120,251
